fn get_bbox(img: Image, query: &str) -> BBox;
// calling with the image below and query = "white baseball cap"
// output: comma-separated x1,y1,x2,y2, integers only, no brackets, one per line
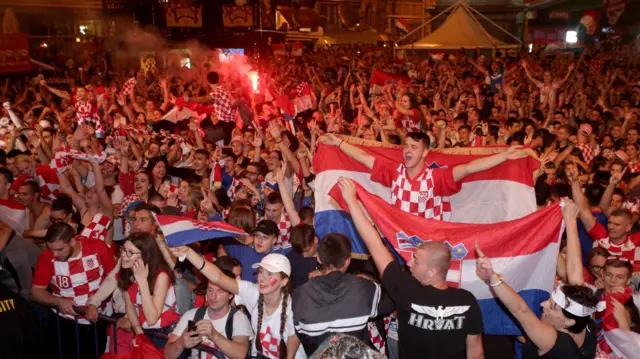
251,253,291,276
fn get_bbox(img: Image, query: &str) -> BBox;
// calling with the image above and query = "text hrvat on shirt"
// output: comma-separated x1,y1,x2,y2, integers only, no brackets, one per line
408,304,470,331
0,299,15,312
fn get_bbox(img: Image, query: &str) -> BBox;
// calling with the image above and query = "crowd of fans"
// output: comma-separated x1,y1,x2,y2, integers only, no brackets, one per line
1,38,640,359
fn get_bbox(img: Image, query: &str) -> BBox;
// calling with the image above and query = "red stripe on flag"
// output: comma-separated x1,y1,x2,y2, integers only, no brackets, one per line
314,144,540,187
328,181,563,260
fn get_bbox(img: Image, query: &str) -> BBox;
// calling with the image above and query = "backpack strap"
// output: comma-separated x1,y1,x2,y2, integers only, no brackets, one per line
225,306,238,340
194,306,208,322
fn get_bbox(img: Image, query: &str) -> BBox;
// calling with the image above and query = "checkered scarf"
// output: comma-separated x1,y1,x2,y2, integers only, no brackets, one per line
209,87,236,122
368,316,391,357
576,143,601,165
74,98,104,136
120,77,137,97
50,148,107,174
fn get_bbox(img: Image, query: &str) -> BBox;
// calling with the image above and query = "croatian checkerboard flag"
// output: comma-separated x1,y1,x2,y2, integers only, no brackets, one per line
155,215,245,247
329,181,564,336
0,198,26,235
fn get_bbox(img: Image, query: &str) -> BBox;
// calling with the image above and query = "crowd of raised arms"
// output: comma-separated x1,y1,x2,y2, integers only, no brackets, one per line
2,39,640,359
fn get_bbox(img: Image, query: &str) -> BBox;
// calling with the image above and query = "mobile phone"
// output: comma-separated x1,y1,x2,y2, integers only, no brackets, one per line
187,320,197,332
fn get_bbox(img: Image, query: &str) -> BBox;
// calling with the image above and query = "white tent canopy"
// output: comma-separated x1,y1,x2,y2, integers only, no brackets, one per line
396,0,521,50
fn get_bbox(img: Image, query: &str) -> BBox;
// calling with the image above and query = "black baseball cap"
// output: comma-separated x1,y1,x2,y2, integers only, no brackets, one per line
254,220,278,237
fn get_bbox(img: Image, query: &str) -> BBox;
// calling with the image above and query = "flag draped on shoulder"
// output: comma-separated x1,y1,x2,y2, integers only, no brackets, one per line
0,198,26,235
313,139,540,256
155,214,245,247
329,182,564,335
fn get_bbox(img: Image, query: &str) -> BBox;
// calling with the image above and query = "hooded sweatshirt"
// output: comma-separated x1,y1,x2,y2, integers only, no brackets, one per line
292,271,395,356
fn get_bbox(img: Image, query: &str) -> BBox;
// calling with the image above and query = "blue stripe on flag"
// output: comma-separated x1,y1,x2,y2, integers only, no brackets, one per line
165,228,238,247
478,289,549,335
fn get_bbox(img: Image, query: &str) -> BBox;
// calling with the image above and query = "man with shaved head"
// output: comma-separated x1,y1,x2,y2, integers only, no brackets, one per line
339,178,484,359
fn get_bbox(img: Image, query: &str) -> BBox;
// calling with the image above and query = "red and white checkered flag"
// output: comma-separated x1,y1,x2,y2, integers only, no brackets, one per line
50,148,107,174
120,77,137,97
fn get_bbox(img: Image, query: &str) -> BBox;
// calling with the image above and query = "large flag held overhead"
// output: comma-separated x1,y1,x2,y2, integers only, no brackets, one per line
329,182,564,335
155,215,245,247
0,198,26,235
313,138,540,256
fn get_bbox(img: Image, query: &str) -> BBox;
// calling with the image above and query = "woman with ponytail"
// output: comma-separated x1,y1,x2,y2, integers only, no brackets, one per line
172,247,304,359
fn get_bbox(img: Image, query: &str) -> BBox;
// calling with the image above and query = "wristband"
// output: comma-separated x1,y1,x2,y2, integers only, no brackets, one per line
338,140,344,149
489,274,504,287
275,138,283,144
199,256,206,271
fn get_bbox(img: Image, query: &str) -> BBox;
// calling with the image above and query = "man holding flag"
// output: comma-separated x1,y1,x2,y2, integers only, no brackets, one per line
336,177,484,359
320,132,527,220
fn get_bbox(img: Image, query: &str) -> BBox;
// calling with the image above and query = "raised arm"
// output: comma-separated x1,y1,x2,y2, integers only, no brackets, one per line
171,246,239,295
452,146,526,182
521,61,542,86
318,134,375,170
274,168,301,226
475,243,558,354
40,80,70,101
338,178,394,275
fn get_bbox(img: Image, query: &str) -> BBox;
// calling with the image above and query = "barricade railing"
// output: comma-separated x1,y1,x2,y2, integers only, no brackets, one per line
50,306,221,359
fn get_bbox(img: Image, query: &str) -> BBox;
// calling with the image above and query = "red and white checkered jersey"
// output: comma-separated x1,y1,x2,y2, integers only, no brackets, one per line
393,108,421,133
370,158,461,220
32,238,116,323
209,87,235,123
368,316,391,357
575,143,600,165
127,270,180,329
588,222,640,274
259,212,292,248
79,213,111,242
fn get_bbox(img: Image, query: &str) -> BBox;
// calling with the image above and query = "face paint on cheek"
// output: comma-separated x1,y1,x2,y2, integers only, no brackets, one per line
269,278,278,287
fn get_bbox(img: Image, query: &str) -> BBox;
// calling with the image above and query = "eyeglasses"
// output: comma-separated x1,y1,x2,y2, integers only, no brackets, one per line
590,265,605,272
120,247,142,258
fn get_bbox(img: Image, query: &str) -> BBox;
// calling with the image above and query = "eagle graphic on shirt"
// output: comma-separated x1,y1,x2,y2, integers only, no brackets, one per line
410,304,470,330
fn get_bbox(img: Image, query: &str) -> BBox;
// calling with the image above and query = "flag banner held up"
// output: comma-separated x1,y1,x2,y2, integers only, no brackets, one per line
155,215,246,247
329,182,564,335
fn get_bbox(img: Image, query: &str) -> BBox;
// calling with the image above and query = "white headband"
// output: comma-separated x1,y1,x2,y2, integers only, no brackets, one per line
551,285,605,317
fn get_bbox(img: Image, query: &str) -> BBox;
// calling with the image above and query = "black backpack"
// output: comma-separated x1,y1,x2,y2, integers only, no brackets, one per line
193,306,239,359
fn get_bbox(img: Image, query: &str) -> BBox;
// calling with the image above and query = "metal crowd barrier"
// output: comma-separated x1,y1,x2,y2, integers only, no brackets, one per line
50,306,221,359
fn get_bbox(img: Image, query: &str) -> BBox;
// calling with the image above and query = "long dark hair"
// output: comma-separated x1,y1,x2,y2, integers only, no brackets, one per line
145,156,169,188
255,273,291,359
117,232,175,293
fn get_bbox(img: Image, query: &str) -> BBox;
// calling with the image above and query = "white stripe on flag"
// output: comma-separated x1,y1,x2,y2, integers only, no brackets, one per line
460,240,560,300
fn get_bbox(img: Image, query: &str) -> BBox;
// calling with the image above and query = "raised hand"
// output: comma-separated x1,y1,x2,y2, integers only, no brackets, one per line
338,177,357,204
560,198,580,219
474,241,495,283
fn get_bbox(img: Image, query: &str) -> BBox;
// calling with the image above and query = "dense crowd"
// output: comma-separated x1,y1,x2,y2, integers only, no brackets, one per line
1,39,640,359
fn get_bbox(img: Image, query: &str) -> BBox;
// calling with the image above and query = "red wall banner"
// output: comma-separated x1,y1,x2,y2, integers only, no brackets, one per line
0,34,30,74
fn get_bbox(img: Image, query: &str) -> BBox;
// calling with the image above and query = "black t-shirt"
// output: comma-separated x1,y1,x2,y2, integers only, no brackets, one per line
382,261,483,359
286,250,318,290
522,322,596,359
0,282,45,358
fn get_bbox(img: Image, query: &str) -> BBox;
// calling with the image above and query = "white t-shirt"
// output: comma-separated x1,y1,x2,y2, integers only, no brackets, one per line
236,280,306,359
171,306,253,359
